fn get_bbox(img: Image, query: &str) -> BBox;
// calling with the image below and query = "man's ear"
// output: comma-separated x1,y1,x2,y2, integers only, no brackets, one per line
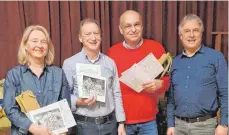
78,34,82,42
179,33,182,41
119,25,123,35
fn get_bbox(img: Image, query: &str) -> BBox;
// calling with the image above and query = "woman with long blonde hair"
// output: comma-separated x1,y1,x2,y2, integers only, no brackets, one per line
3,25,70,135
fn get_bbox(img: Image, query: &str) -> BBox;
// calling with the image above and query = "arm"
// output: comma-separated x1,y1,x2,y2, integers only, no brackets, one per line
142,72,170,97
112,60,126,122
112,61,126,135
62,61,95,109
167,72,175,128
157,75,170,94
215,53,228,126
3,70,32,134
62,60,77,111
59,71,71,106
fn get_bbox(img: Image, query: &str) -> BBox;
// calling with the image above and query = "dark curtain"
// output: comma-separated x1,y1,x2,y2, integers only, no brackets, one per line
0,1,228,78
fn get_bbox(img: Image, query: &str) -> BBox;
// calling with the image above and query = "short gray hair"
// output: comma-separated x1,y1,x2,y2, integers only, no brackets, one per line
178,14,204,34
79,18,100,35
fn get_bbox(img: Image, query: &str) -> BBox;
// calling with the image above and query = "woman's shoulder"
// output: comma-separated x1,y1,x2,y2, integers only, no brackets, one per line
7,65,26,74
46,65,63,74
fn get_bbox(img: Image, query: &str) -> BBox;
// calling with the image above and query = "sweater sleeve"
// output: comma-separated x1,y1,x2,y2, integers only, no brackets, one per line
157,74,170,94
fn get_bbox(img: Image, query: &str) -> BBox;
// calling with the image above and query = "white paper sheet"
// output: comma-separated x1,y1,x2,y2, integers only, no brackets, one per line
119,53,164,93
76,63,101,98
27,99,76,134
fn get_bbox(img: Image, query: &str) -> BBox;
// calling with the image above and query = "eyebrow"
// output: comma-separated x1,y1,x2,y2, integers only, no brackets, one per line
30,38,39,40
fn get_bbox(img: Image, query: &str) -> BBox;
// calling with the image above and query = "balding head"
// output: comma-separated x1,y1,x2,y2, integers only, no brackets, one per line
118,10,143,47
119,10,142,26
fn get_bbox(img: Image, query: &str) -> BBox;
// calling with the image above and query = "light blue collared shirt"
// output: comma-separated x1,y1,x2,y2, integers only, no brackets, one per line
62,48,125,122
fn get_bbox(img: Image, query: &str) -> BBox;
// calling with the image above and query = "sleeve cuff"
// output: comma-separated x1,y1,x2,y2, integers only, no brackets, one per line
167,119,175,127
19,120,32,134
71,94,77,112
220,115,228,126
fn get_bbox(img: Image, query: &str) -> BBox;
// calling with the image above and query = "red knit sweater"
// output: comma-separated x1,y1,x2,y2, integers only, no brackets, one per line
108,39,170,124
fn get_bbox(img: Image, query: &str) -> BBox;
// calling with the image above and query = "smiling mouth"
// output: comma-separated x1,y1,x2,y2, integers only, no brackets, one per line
89,42,98,45
187,39,196,43
34,50,44,53
130,34,139,37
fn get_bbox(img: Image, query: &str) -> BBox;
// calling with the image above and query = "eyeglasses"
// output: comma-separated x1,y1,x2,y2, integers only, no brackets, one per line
28,39,48,46
122,23,142,31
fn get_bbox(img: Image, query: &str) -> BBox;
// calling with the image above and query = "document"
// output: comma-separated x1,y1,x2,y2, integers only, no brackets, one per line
81,74,106,102
76,63,106,102
27,99,76,135
137,53,164,79
119,53,164,93
120,64,151,92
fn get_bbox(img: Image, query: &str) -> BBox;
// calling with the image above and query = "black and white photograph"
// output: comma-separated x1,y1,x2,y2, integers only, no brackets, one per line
82,74,106,102
33,108,65,131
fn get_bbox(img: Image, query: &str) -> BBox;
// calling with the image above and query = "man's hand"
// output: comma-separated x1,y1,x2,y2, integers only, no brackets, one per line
167,127,175,135
118,124,126,135
76,96,96,106
142,79,164,93
29,123,53,135
215,125,228,135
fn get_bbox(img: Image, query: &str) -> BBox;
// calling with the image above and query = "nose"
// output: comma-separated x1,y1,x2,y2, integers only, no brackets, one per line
131,25,136,32
36,41,43,47
91,34,96,40
189,31,194,37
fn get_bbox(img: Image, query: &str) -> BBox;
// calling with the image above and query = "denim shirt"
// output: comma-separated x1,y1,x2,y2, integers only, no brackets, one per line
167,45,228,127
3,64,70,135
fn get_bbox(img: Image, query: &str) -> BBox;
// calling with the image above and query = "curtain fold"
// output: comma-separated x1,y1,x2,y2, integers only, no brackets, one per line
0,1,228,78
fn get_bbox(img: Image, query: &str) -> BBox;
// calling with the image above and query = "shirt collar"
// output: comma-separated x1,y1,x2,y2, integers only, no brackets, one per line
123,38,143,49
22,63,49,73
181,44,205,58
80,48,102,63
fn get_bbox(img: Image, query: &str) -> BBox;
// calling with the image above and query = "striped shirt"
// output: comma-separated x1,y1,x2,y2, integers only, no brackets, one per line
123,39,143,49
62,48,125,122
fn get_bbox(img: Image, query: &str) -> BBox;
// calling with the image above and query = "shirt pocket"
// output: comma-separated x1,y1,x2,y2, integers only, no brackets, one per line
45,82,61,104
194,64,215,85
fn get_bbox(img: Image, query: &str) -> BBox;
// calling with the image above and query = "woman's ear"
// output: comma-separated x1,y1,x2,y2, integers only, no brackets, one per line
79,34,83,43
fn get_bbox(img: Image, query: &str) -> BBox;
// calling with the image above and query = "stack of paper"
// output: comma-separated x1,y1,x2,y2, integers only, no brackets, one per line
26,99,76,135
76,63,106,102
119,53,164,93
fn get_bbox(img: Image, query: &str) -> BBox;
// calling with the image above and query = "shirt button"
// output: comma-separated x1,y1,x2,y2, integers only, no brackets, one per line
185,86,188,88
188,66,190,69
187,76,189,79
39,91,41,93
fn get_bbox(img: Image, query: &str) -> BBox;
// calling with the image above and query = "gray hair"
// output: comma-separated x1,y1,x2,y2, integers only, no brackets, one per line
79,18,101,35
178,14,204,34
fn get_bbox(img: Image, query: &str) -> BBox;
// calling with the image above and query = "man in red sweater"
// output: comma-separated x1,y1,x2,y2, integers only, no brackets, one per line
108,10,170,135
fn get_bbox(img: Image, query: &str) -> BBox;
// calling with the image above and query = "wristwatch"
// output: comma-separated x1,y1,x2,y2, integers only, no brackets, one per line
119,121,125,124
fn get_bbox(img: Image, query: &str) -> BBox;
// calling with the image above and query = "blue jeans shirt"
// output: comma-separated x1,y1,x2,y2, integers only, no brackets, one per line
3,64,70,135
